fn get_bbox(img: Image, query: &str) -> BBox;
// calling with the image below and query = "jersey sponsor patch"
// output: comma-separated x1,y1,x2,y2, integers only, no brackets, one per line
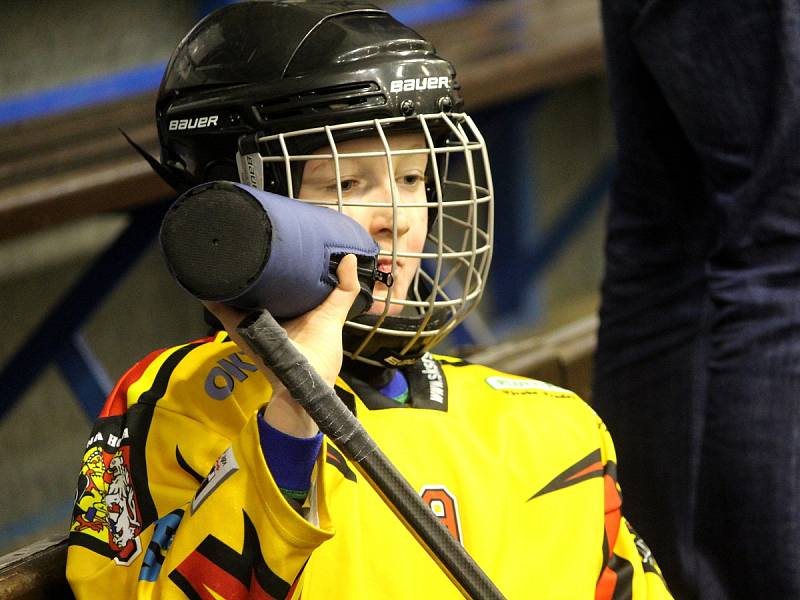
485,375,569,393
192,447,239,514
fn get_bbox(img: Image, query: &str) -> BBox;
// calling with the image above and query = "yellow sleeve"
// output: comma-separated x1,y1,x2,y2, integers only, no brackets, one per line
66,340,335,599
67,412,334,599
595,420,674,600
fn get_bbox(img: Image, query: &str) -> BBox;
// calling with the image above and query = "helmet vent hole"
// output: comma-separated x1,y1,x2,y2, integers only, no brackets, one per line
256,82,385,121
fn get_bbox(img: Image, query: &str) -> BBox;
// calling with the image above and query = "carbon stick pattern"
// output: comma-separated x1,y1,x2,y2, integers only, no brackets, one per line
237,309,505,600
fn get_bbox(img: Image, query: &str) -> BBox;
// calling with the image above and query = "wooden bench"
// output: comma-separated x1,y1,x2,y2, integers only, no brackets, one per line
468,315,598,402
0,0,603,240
0,536,71,600
0,316,598,599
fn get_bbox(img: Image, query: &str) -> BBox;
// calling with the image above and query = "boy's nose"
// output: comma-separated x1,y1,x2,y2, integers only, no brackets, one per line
367,180,410,240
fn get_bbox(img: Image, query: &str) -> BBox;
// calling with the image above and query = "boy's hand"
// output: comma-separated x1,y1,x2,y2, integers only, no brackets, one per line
204,254,360,437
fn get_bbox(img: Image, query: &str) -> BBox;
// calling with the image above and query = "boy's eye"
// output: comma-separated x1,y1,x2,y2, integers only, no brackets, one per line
400,174,424,187
339,179,356,192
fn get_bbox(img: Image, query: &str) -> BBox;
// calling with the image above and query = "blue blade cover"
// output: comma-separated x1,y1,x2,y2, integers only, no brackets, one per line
159,181,380,319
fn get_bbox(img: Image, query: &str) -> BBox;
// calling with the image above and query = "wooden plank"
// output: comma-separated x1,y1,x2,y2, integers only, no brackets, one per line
0,535,73,600
424,0,604,107
468,315,598,401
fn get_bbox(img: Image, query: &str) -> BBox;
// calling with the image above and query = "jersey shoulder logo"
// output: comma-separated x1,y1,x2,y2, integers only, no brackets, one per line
70,423,143,565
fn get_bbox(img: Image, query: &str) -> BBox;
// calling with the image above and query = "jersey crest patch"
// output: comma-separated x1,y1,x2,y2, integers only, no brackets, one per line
71,427,143,565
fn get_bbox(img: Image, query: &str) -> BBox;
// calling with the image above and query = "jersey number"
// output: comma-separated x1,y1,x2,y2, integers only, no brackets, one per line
420,486,462,543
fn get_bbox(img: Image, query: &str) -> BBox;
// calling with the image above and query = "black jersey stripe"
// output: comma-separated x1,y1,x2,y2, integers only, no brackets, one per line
438,357,471,367
168,510,290,599
528,448,603,500
176,445,205,484
137,341,208,405
132,340,210,526
68,530,117,559
326,445,357,483
608,553,634,600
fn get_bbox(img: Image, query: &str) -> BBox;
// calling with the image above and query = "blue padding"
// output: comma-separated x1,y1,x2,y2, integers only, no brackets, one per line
162,182,379,319
229,184,378,317
388,0,479,25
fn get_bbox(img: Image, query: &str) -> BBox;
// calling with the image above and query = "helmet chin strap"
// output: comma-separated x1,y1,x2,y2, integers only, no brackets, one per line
342,308,452,367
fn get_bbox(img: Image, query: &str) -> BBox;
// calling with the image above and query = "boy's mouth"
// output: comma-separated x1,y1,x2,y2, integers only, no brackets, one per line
377,258,396,274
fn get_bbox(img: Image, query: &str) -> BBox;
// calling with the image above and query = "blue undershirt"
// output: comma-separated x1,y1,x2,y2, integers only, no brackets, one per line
258,370,409,500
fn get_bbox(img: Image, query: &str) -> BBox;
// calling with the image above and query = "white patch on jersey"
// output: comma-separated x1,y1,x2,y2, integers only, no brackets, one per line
420,353,445,404
106,455,142,565
191,447,239,514
485,375,569,393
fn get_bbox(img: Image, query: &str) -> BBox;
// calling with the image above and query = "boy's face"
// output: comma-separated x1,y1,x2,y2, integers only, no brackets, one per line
298,133,429,315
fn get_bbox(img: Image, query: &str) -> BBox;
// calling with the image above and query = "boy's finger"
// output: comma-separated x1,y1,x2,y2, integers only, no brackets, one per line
335,254,360,293
320,254,360,320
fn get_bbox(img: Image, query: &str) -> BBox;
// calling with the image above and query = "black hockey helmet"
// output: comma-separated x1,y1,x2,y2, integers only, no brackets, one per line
156,0,464,194
155,1,493,368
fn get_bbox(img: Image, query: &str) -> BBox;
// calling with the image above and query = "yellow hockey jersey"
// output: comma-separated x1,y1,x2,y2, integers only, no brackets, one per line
67,331,672,599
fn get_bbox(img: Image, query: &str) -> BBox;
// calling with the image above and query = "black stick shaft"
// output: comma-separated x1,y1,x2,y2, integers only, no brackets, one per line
237,309,505,600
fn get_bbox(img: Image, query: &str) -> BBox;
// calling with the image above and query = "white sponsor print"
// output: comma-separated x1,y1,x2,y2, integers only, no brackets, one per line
168,115,219,131
485,376,569,393
420,353,445,404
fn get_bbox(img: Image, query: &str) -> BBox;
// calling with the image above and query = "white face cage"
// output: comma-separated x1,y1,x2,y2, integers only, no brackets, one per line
236,113,494,366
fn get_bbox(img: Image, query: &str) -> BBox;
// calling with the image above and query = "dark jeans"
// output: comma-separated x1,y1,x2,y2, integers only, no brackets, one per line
595,1,800,599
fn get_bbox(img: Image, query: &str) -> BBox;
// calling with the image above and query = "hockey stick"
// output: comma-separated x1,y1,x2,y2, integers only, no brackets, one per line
237,309,506,600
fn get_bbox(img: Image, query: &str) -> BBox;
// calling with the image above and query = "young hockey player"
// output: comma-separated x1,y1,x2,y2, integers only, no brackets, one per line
67,2,672,598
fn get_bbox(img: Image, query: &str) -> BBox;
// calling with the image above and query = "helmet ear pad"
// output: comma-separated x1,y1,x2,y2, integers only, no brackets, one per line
203,159,240,184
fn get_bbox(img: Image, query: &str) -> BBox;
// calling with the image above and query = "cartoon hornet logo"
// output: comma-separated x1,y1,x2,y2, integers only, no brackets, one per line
105,454,142,562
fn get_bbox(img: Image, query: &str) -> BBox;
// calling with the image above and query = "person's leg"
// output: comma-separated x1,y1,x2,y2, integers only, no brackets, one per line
595,3,709,598
630,1,800,597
